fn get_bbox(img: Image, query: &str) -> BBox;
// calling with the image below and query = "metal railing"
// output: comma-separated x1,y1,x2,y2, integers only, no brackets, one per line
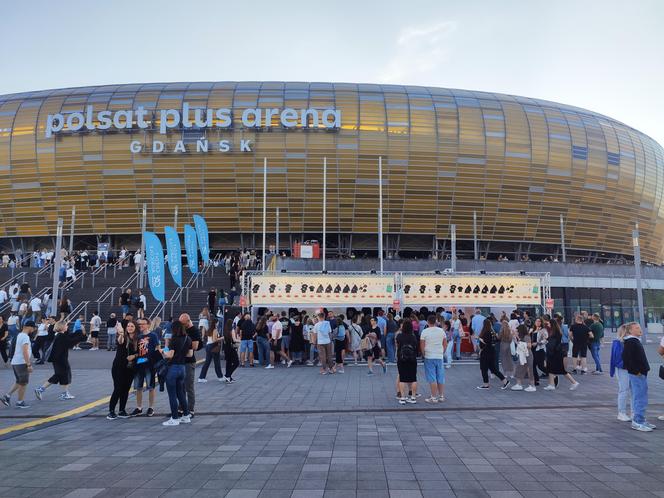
120,271,138,291
112,255,131,277
90,263,109,287
34,264,52,288
0,272,27,291
95,286,116,313
60,271,86,291
64,300,89,324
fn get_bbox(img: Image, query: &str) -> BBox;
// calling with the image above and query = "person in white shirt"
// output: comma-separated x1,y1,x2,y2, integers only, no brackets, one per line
420,315,447,403
29,296,42,322
89,311,102,350
0,288,7,305
268,315,292,369
313,312,334,374
34,318,50,364
66,267,76,283
133,252,142,273
1,321,37,408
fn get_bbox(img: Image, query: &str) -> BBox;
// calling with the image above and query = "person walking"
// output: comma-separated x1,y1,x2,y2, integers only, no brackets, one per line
420,314,447,402
34,320,85,401
622,322,654,432
531,318,548,385
333,316,348,374
511,324,536,392
610,325,632,422
570,314,590,374
0,316,8,366
159,320,193,426
363,317,386,375
1,320,37,408
198,318,223,382
499,320,515,379
544,319,579,391
477,318,510,390
222,318,239,383
314,311,334,374
396,320,418,404
107,320,138,419
589,313,604,374
89,311,101,351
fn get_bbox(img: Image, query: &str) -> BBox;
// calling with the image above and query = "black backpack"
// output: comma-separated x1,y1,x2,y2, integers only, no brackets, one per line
399,343,417,362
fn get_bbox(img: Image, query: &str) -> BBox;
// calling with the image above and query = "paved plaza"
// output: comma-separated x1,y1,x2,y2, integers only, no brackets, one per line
0,341,663,498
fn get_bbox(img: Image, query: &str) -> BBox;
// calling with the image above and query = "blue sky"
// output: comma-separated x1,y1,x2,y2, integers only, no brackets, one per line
2,0,663,145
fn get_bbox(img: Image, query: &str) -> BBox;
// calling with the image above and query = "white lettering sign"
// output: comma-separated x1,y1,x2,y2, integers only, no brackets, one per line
45,103,341,138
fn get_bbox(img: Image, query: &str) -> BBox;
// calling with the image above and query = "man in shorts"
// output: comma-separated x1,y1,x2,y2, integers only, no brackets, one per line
268,314,292,369
130,318,158,417
570,314,590,374
237,313,255,367
89,311,101,351
1,320,37,408
420,315,447,403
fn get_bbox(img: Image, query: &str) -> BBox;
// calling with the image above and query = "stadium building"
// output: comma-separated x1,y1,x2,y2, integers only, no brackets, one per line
1,82,664,325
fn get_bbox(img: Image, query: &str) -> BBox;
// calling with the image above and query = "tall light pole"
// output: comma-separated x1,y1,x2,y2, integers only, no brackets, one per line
633,224,647,341
262,158,267,270
323,156,327,272
276,206,280,259
173,205,178,232
473,210,478,261
50,218,64,317
68,206,76,254
451,224,457,272
138,203,146,289
560,214,567,263
378,156,384,273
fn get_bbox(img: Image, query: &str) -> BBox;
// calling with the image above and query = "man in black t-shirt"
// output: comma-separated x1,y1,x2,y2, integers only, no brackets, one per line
279,312,291,360
119,288,132,317
239,315,256,367
179,313,201,416
570,314,590,374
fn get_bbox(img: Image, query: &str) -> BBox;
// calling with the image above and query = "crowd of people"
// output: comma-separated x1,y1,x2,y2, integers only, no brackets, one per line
1,291,663,432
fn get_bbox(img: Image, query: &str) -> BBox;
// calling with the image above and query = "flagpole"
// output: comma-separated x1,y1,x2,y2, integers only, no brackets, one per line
323,157,327,272
262,158,267,270
378,156,384,273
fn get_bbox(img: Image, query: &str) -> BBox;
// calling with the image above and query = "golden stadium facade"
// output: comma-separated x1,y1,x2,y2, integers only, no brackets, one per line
1,82,663,262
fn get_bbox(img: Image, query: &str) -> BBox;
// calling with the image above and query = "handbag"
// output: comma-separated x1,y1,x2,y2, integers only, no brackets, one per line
659,365,664,380
360,336,371,351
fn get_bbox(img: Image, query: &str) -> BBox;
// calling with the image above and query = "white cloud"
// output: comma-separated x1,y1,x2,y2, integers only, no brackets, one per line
378,21,457,84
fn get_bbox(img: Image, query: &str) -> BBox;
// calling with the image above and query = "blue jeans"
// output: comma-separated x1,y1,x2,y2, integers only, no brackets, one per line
452,330,461,359
256,336,270,366
444,340,454,365
590,342,602,372
628,373,648,424
616,368,632,415
121,304,129,316
385,333,395,363
165,364,188,419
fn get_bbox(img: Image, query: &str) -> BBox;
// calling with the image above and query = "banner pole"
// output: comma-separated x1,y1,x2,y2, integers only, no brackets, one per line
323,157,327,272
262,158,267,270
378,156,384,273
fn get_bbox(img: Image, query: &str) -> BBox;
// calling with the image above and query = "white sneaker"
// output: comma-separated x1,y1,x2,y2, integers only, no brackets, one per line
631,422,652,432
265,365,274,369
197,378,208,383
398,397,407,405
60,392,75,400
287,360,293,368
179,415,192,424
569,382,580,391
524,385,537,392
218,377,226,382
510,384,524,391
406,396,417,404
657,415,664,421
162,417,180,426
544,385,556,391
617,413,632,422
445,364,451,369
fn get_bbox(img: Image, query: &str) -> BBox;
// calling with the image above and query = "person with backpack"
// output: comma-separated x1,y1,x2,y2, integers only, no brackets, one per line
347,314,363,365
396,320,418,404
34,320,85,401
420,314,447,403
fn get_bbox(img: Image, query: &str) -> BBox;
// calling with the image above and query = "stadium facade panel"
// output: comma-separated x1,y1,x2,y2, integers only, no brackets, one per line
0,82,663,261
